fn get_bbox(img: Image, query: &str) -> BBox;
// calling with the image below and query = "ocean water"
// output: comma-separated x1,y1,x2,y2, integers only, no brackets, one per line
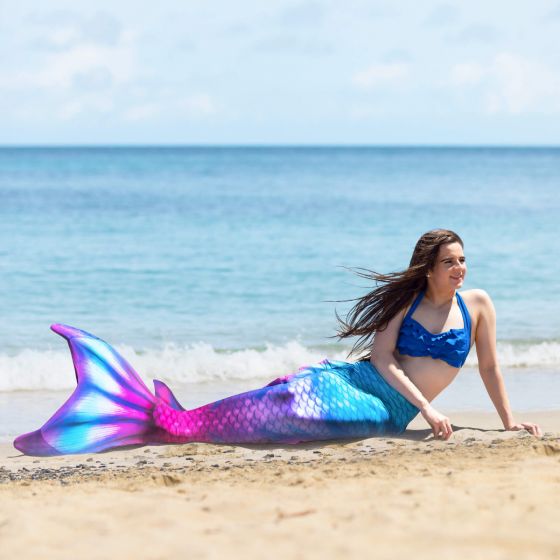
1,146,559,438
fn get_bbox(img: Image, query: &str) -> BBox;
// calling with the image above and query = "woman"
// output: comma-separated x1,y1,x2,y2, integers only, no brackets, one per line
14,229,541,456
337,228,542,440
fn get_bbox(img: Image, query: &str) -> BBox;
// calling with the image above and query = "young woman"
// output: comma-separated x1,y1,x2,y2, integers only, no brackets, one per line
14,229,541,456
337,228,542,440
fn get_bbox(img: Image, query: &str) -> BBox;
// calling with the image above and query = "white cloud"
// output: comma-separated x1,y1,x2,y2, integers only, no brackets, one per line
0,20,139,123
352,63,409,89
275,0,326,26
450,53,560,114
446,23,498,44
546,4,560,20
84,12,122,46
489,53,560,114
58,100,83,121
43,26,81,49
424,3,460,27
3,12,219,126
3,12,136,96
123,103,160,122
122,95,218,123
349,104,384,120
250,34,332,55
39,38,137,90
58,95,113,121
29,11,123,50
6,29,138,93
72,67,113,91
450,62,485,86
381,49,412,64
178,94,218,118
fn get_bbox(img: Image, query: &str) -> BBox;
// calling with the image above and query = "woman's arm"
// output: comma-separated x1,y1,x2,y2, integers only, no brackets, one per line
370,308,453,440
473,289,542,436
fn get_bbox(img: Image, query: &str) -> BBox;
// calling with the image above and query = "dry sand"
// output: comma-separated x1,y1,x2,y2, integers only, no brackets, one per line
1,411,559,560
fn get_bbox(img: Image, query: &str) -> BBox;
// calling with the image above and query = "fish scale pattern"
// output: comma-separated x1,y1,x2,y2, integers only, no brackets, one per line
153,359,420,444
14,325,420,456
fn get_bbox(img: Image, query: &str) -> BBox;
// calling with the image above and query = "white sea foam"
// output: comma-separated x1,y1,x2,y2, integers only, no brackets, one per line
0,341,348,392
464,340,560,369
0,340,558,392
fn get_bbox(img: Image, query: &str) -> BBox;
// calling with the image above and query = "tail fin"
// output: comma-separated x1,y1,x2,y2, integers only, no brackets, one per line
14,324,156,456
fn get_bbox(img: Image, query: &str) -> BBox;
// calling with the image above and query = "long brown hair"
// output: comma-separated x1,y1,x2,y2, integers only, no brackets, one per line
336,229,464,360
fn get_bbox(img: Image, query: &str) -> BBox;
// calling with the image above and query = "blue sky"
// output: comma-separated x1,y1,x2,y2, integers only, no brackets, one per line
2,0,560,145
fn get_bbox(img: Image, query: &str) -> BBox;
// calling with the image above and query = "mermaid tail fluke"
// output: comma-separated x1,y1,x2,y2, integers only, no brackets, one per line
13,324,157,456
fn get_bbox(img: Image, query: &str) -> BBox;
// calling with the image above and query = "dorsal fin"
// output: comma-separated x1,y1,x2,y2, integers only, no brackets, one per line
153,379,185,411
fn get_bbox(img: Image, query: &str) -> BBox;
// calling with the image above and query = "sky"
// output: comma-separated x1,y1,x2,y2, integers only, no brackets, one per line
1,0,560,145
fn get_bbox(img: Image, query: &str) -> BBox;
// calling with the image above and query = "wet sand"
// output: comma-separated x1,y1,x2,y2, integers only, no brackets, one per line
1,411,559,560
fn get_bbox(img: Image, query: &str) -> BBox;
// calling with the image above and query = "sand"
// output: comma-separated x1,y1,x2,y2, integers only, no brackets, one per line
1,411,559,560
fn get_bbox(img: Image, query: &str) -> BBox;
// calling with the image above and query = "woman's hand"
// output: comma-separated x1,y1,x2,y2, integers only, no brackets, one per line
505,422,543,437
420,403,453,440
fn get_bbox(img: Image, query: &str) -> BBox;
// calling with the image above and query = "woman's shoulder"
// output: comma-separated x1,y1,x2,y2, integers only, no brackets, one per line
398,290,422,318
459,288,494,314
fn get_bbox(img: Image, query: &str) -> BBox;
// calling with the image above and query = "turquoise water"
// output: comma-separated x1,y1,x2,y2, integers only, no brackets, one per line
0,146,559,394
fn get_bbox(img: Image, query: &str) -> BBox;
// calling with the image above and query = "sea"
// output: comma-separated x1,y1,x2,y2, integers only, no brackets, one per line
1,146,559,441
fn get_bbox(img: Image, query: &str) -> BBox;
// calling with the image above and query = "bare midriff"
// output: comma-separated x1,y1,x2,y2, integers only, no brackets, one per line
394,351,461,403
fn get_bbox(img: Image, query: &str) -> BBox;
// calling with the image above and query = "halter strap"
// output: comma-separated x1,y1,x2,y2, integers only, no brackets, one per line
404,290,424,320
455,291,472,347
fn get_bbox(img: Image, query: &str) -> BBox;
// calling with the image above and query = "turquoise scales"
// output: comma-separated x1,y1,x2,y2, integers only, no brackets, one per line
13,325,420,455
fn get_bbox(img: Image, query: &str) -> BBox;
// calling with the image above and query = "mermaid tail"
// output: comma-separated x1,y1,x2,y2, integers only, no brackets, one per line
14,325,419,456
153,360,419,444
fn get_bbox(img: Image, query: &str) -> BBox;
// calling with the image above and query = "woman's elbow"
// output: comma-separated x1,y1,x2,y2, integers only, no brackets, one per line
369,349,392,369
479,364,501,379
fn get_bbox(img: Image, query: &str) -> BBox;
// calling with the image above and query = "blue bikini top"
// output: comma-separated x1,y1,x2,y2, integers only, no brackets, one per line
396,290,472,368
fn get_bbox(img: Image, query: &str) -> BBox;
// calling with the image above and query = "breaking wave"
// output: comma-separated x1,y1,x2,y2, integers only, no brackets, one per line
0,339,558,392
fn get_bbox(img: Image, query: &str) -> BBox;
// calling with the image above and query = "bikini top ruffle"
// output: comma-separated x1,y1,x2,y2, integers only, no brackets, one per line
396,290,472,368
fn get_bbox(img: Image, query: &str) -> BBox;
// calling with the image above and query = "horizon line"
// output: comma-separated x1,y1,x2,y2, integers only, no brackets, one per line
1,143,560,149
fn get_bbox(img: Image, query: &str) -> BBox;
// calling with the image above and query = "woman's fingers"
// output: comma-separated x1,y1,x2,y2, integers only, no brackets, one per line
424,407,453,440
432,418,453,440
525,424,535,435
525,423,543,437
507,422,542,437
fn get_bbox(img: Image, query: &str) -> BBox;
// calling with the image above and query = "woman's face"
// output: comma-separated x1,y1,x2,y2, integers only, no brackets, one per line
428,242,467,291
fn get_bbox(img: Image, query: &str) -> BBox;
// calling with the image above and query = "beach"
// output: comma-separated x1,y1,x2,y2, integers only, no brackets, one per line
2,411,559,560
